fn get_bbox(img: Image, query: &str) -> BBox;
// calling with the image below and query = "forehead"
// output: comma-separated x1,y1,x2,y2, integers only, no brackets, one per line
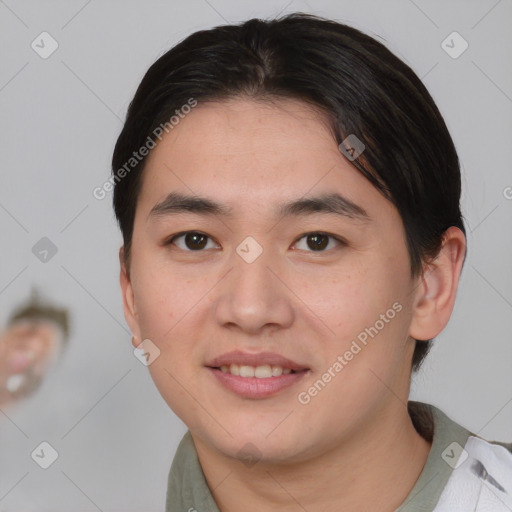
147,97,335,162
137,97,395,225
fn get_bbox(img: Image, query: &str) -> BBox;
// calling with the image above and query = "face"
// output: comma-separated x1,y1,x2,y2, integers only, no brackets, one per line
121,97,423,464
0,319,62,401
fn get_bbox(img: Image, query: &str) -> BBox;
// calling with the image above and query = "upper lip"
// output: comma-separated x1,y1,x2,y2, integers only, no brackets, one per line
205,351,309,371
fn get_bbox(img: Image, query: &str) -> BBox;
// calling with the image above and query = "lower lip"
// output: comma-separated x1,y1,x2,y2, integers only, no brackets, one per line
207,367,309,399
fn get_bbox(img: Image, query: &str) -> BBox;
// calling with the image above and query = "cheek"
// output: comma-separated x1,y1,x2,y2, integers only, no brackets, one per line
303,252,412,373
131,260,185,337
130,259,212,382
296,257,395,337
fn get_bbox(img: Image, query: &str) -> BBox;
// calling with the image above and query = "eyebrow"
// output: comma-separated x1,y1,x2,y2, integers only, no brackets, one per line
148,192,370,222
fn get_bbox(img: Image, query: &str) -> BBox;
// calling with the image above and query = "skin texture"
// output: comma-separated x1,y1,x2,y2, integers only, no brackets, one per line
120,97,466,511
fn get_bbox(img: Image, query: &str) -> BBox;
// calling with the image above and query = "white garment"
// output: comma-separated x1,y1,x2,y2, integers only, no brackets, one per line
434,436,512,511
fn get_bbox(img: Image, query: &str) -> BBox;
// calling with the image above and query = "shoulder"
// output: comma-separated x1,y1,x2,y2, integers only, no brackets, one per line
434,434,512,511
400,401,512,512
414,401,512,512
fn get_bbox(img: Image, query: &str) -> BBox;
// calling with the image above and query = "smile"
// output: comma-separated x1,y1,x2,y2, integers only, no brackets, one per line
205,350,310,398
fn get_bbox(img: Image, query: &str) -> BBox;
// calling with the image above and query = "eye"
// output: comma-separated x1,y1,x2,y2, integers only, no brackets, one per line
165,231,345,253
293,232,345,252
166,231,219,251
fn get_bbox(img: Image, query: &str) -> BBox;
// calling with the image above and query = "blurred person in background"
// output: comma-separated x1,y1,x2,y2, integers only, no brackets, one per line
0,288,69,408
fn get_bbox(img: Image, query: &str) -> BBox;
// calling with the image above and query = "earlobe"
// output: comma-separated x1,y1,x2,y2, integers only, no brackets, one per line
131,336,140,350
409,227,466,341
119,246,142,341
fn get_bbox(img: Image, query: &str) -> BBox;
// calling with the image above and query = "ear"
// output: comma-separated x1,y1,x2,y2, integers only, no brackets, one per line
409,226,466,341
119,246,142,348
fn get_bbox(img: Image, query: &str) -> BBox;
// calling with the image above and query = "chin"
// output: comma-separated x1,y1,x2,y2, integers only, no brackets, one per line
196,422,308,464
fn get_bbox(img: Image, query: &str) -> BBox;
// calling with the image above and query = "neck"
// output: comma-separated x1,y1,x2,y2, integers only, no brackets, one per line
193,399,432,512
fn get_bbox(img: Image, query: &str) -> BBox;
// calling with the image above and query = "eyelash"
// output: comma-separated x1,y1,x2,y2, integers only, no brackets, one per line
164,231,346,253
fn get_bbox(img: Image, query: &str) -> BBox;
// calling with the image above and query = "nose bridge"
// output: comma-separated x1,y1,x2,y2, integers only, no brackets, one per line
215,238,294,332
233,237,280,300
236,241,275,290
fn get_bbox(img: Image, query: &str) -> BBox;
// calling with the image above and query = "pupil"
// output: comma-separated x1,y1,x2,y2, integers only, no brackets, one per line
186,232,207,250
308,234,328,251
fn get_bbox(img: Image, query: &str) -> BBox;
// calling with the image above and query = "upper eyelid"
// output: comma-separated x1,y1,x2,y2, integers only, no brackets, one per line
166,230,218,244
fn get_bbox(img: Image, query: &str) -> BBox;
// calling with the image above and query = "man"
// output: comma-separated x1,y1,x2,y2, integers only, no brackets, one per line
111,12,512,511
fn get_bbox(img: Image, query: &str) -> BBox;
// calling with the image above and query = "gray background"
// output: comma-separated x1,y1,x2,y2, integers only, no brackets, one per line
0,0,511,510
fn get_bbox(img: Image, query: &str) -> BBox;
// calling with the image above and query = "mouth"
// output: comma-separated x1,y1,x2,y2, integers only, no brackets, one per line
8,350,36,373
205,351,310,399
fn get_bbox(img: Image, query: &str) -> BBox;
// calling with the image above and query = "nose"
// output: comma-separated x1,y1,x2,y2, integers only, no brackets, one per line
214,245,295,336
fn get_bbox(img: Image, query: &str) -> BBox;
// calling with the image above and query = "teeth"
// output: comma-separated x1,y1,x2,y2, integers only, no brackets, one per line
271,366,283,377
255,365,272,378
239,365,255,378
217,364,295,378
